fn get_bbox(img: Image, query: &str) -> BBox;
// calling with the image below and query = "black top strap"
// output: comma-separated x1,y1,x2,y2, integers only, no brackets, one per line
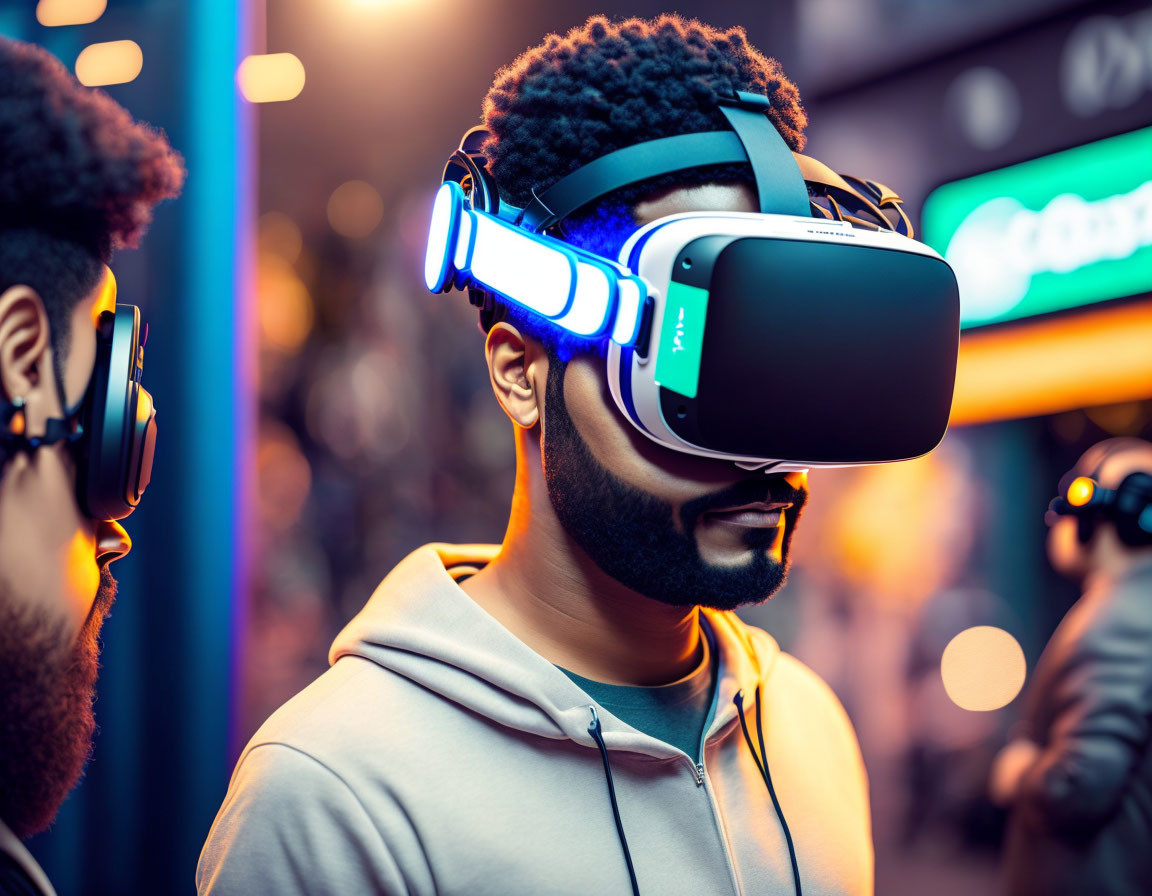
520,91,811,231
519,131,750,231
715,91,810,218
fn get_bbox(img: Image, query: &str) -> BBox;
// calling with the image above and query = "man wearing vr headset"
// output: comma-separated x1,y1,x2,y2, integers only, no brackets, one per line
991,438,1152,896
0,37,182,896
202,16,959,895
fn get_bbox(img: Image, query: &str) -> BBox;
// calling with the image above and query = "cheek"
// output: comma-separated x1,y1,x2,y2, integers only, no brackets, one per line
63,311,98,409
64,529,100,625
0,450,96,635
561,358,749,500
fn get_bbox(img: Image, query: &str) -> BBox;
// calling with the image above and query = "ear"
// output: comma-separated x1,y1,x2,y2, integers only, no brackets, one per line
484,322,548,429
0,285,52,409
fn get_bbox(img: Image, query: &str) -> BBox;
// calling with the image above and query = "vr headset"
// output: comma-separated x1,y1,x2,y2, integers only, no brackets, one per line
1047,470,1152,547
0,270,157,520
425,91,961,470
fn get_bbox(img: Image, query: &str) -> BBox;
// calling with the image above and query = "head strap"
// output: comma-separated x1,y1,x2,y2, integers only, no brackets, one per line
520,91,811,231
715,91,811,218
516,91,918,238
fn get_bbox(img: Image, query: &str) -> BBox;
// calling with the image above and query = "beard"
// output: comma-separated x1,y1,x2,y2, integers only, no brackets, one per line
0,568,117,839
541,360,806,611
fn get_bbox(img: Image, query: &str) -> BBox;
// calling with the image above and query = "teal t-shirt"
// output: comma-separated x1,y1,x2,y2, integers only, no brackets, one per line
559,624,718,763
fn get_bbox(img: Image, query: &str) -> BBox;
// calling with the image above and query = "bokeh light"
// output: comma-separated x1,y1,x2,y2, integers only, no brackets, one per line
257,422,313,533
75,40,142,87
305,346,411,463
941,626,1027,711
36,0,105,27
327,180,385,239
1066,476,1095,507
258,254,314,354
814,443,979,609
237,53,306,103
258,211,304,265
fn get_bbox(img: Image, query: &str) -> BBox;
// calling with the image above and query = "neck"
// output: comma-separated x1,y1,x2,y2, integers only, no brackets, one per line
460,428,703,686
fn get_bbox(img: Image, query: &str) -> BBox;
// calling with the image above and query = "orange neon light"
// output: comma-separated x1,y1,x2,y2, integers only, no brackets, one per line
1067,477,1095,507
92,266,117,326
950,299,1152,426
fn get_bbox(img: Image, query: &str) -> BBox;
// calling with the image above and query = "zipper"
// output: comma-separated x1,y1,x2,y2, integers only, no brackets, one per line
688,754,743,895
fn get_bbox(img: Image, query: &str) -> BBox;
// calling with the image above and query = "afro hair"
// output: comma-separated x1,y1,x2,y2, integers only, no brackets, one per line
477,15,806,357
483,15,805,222
0,36,185,376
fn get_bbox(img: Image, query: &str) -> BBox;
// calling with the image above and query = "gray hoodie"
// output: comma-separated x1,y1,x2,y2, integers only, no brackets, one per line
198,544,872,895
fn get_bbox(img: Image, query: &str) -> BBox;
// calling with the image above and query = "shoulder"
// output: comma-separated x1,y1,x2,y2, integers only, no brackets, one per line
198,741,421,895
718,614,863,761
237,655,427,776
1043,574,1152,673
199,661,435,895
770,651,861,746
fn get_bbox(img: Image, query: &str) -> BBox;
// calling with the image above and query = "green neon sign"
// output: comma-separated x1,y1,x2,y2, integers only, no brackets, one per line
923,127,1152,328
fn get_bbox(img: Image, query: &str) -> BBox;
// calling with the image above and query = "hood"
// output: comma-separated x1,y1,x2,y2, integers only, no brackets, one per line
330,543,781,758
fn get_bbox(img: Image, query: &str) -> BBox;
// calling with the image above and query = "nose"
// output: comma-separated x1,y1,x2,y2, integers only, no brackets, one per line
95,519,132,568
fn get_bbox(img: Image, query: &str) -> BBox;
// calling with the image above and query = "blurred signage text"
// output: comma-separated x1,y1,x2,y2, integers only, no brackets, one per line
923,126,1152,328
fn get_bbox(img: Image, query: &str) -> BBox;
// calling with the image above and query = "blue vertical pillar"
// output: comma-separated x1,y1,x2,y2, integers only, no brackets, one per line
182,0,256,870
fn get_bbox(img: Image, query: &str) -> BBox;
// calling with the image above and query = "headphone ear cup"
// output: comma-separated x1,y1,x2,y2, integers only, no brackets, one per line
78,307,148,521
1113,473,1152,547
76,318,113,519
443,127,501,215
124,384,156,509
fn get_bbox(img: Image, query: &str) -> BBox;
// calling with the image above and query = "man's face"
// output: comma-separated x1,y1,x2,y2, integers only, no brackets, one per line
540,183,808,610
0,268,132,837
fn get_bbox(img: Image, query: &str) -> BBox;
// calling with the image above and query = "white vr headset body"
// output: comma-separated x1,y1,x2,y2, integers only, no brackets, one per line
426,96,961,472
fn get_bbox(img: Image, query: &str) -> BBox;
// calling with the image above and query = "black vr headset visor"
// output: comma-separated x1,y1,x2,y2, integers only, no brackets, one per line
647,234,959,465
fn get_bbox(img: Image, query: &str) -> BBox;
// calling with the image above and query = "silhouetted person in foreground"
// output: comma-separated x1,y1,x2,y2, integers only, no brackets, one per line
0,37,182,896
991,437,1152,896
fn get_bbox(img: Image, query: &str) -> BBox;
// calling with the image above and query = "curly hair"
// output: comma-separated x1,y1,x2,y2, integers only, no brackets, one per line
0,36,185,380
477,15,806,357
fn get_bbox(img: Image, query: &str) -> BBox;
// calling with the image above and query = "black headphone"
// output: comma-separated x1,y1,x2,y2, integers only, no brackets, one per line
441,127,504,329
1047,462,1152,548
1,303,156,521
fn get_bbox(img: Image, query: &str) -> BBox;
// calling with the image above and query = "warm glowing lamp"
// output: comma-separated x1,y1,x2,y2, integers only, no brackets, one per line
36,0,106,27
236,53,306,104
75,40,143,87
1066,476,1096,507
327,180,384,239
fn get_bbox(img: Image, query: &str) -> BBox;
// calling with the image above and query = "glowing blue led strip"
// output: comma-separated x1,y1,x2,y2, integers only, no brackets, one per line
425,181,647,345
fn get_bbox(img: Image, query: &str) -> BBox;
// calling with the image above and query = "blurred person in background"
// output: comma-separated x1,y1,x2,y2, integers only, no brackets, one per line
990,437,1152,896
200,16,874,895
0,37,183,896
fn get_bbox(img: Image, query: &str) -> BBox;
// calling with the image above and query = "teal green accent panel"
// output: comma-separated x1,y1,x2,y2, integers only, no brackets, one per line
923,127,1152,328
655,281,710,399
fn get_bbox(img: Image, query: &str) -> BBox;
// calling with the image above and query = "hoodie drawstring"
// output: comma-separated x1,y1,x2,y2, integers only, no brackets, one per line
734,687,802,896
588,706,641,896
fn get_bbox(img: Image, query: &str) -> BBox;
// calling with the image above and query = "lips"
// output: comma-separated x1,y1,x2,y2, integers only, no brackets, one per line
702,500,793,529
